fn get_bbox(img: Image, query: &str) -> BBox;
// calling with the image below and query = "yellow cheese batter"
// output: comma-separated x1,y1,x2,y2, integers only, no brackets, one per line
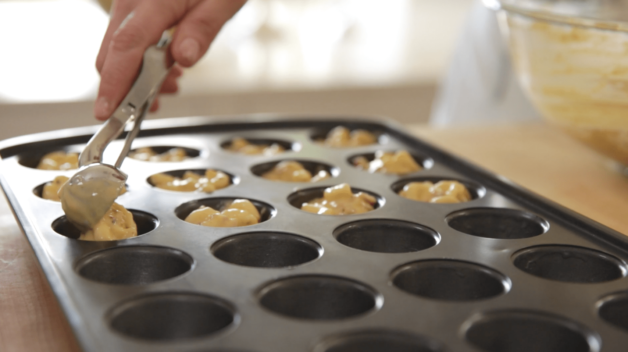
79,202,137,241
353,150,422,175
301,183,377,215
42,176,70,201
36,151,79,170
128,147,188,162
55,165,135,241
261,161,330,182
319,126,377,148
399,180,471,204
149,170,230,192
185,199,261,227
227,137,285,155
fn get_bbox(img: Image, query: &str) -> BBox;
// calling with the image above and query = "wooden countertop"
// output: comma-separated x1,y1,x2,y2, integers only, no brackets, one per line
1,122,627,351
409,123,628,236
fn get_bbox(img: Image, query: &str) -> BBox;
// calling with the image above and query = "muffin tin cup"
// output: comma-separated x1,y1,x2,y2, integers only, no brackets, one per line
287,186,385,214
462,310,601,352
174,197,276,225
256,275,382,321
446,207,549,239
221,138,299,154
128,145,202,161
75,246,194,285
147,168,239,191
107,292,237,341
52,210,159,240
513,245,627,283
333,219,440,253
348,150,434,174
211,231,322,268
3,116,628,351
598,292,628,330
250,159,340,182
314,330,445,352
391,259,511,301
391,176,486,202
18,144,83,170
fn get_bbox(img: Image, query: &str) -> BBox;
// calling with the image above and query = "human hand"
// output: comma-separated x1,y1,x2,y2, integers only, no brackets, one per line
94,0,246,120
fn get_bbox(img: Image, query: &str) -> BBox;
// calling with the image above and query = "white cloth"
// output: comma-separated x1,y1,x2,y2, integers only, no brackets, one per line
430,1,542,126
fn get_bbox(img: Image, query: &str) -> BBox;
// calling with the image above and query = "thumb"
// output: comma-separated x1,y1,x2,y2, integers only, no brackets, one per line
171,0,246,67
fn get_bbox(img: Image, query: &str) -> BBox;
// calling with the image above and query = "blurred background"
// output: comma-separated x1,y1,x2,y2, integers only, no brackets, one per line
0,0,474,140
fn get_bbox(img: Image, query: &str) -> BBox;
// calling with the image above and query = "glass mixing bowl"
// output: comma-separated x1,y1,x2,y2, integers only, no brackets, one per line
485,0,628,165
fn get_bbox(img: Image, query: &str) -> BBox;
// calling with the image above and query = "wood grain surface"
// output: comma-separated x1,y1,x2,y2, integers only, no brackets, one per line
0,194,80,352
1,122,626,351
409,123,628,235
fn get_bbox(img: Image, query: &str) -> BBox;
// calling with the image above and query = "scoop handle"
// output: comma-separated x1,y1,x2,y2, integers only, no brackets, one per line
79,30,173,167
114,98,149,168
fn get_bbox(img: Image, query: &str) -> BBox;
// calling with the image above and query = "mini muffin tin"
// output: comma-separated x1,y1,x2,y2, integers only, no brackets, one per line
1,116,628,352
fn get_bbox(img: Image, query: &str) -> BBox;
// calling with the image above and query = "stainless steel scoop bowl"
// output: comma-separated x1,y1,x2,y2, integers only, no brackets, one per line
60,30,173,232
60,164,127,232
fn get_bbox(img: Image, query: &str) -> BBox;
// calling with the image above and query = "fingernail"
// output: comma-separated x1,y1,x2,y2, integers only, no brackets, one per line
180,38,200,63
94,96,111,120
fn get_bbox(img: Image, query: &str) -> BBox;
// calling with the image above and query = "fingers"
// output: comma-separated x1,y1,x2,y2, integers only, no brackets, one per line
159,71,180,94
170,64,183,78
150,98,159,112
171,0,247,67
95,0,245,121
96,0,142,73
95,0,192,120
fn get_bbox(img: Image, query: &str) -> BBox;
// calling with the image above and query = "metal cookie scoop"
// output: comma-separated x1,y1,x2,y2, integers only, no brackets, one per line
60,31,173,232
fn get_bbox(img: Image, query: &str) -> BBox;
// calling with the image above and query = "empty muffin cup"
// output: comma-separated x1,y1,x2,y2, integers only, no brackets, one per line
446,208,548,239
257,275,381,320
250,159,339,181
211,232,322,268
597,292,628,332
108,292,236,341
175,197,275,225
75,246,193,285
391,260,510,301
52,210,158,240
513,245,626,283
314,330,445,352
464,310,600,352
333,219,439,253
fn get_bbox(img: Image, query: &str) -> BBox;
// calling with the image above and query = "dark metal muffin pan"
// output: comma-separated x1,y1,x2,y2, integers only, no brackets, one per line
1,116,628,351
